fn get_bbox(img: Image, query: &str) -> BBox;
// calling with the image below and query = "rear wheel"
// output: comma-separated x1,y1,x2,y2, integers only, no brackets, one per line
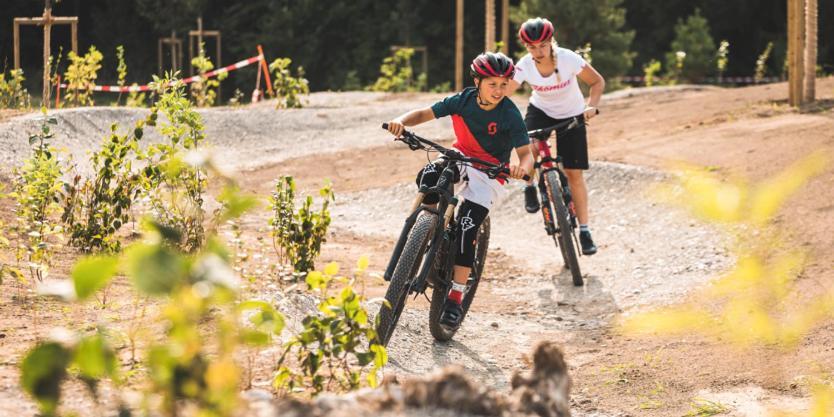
375,212,437,347
545,171,583,286
429,217,490,341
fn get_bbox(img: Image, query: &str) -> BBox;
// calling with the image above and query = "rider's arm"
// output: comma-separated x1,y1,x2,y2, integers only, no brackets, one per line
385,107,436,137
577,63,605,119
511,144,535,179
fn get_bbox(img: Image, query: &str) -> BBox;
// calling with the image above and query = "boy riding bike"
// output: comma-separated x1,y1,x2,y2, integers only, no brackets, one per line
385,52,534,329
509,17,606,255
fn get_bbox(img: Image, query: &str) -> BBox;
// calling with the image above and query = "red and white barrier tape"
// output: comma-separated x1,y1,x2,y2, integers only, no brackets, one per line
59,54,263,93
618,75,784,84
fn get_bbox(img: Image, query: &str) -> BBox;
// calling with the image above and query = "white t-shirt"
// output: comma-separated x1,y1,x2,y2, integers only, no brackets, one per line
513,47,587,119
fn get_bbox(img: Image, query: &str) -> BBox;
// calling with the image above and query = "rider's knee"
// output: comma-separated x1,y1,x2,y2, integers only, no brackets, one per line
454,200,489,268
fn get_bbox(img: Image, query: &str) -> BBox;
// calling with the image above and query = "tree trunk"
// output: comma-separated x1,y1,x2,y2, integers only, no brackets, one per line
485,0,495,52
804,0,817,102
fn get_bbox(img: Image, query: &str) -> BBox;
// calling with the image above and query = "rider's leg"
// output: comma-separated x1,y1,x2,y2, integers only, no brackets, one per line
557,115,597,255
442,200,488,327
564,169,589,224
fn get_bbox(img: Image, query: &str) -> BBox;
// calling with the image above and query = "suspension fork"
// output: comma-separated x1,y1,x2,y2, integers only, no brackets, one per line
384,164,457,282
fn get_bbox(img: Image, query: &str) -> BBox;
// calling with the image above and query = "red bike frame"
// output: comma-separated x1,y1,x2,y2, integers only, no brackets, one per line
533,138,578,218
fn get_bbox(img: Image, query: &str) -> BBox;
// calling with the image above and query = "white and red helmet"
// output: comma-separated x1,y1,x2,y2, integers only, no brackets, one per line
469,52,516,79
518,17,555,44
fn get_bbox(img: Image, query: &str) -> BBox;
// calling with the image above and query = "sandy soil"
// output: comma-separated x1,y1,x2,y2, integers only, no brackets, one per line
0,78,832,416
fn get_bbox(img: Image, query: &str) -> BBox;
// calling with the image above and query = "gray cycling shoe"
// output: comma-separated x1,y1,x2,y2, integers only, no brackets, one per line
579,231,597,255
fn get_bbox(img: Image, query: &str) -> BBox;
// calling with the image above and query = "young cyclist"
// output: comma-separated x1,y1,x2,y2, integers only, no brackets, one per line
385,52,534,329
509,17,605,255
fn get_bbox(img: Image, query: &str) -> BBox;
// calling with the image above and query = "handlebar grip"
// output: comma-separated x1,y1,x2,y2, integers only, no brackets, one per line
381,123,389,130
522,174,531,181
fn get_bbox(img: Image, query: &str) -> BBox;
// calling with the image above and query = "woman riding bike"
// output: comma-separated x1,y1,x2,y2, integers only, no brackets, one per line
509,17,606,255
385,52,534,329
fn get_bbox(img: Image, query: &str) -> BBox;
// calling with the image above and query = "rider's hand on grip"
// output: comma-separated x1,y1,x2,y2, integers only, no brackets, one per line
383,121,405,138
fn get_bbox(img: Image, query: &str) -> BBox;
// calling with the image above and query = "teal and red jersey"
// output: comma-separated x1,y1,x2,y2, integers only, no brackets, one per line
431,87,529,166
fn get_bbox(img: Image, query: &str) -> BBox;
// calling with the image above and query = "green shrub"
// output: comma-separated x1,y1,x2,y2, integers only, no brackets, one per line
369,48,419,93
115,45,128,105
269,57,309,109
643,59,662,87
64,46,104,107
8,110,64,282
715,40,730,80
0,68,31,109
664,9,715,82
22,183,273,417
274,260,387,394
140,74,208,252
269,176,334,275
125,83,147,107
191,45,227,107
62,111,158,253
755,42,774,83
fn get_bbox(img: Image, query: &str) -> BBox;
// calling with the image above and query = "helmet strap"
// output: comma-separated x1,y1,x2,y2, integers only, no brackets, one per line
475,79,492,106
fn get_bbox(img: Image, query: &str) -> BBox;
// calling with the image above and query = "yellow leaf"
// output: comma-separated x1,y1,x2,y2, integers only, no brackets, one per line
206,359,239,391
749,152,830,225
810,385,834,417
323,262,339,276
356,255,370,272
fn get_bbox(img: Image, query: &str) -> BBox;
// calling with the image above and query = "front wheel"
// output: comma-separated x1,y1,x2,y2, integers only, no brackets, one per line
545,171,583,286
429,217,490,341
375,212,437,347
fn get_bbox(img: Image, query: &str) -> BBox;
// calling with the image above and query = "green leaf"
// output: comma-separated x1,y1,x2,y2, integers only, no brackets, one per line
72,256,118,301
125,243,186,296
240,329,270,346
21,342,72,416
73,334,118,381
370,344,388,368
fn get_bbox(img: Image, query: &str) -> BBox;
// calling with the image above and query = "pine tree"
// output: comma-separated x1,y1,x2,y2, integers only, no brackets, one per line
664,8,716,82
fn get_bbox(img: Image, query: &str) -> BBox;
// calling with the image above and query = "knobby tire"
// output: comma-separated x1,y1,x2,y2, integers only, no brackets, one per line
545,171,583,286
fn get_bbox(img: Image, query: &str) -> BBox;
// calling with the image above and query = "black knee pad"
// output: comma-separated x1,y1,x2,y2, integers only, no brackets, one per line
454,200,489,268
414,160,459,205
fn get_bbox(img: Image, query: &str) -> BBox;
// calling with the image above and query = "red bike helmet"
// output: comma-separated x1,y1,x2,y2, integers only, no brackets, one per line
518,17,555,44
469,52,516,79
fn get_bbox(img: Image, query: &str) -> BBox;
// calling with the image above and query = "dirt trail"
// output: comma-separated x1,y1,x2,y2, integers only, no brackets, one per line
0,79,833,416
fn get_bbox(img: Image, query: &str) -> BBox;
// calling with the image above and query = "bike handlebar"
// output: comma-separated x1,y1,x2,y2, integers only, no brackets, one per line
382,123,530,181
527,116,583,139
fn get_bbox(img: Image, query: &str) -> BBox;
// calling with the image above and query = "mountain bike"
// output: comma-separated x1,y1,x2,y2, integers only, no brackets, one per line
374,123,528,347
528,117,585,286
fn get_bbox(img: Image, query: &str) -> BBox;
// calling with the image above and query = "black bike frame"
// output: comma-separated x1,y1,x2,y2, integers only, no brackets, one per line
383,159,460,295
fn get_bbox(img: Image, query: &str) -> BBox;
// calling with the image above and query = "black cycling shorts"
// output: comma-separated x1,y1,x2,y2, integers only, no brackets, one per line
524,103,589,170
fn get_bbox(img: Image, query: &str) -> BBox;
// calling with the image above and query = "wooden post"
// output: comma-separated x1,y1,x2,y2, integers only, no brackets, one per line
13,22,20,69
70,20,77,54
501,0,509,54
455,0,464,91
485,0,496,52
158,32,183,75
804,0,817,102
43,2,52,105
187,19,223,97
788,0,805,107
